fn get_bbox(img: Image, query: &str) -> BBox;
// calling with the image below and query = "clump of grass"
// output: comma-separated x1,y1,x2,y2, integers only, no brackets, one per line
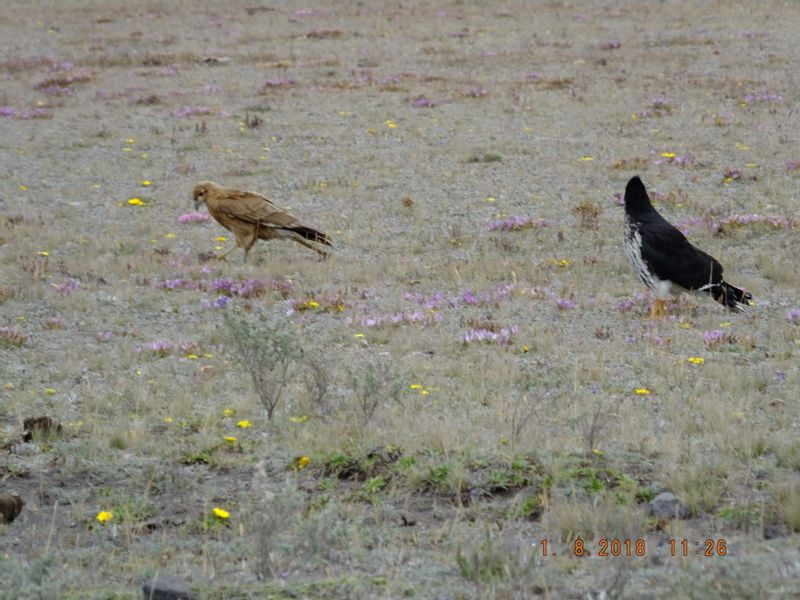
345,354,404,425
467,152,503,163
223,311,303,420
571,200,602,230
0,326,26,347
455,528,537,585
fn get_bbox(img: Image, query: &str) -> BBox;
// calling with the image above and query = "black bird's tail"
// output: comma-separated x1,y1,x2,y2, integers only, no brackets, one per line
709,281,752,312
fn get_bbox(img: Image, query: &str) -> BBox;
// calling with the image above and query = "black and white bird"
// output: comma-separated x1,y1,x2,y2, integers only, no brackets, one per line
623,176,752,318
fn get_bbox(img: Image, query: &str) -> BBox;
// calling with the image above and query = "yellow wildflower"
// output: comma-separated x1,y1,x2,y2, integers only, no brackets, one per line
304,300,320,309
186,353,199,360
125,138,135,144
127,198,146,206
484,196,497,203
579,156,594,161
384,119,397,129
44,388,56,396
297,455,310,470
212,507,230,519
214,236,227,242
223,408,234,417
410,384,423,390
164,417,174,423
289,415,309,423
660,152,675,158
38,251,50,257
353,333,365,338
687,357,705,365
634,388,651,395
141,180,151,186
224,436,237,443
164,232,177,239
19,184,28,191
592,448,603,456
96,510,113,523
420,389,430,395
236,420,251,428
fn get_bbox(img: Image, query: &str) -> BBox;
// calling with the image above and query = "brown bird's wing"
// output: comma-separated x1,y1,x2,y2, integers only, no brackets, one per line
211,189,301,229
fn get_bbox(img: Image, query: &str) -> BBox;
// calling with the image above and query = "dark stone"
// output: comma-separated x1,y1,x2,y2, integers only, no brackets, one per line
0,492,24,523
23,416,62,442
648,492,690,519
142,574,194,600
763,524,788,540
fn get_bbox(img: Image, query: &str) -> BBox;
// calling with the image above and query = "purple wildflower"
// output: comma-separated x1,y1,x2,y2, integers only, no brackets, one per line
178,211,210,224
742,92,783,104
159,278,198,291
462,88,489,98
703,329,728,349
412,96,439,108
141,340,174,356
737,30,768,39
96,331,114,342
0,106,16,117
615,298,635,313
263,78,298,88
0,326,27,346
461,290,479,305
18,108,51,120
786,160,800,171
603,40,621,50
153,65,180,77
787,308,800,324
460,325,518,346
53,279,80,294
212,278,236,294
172,106,213,118
556,298,576,310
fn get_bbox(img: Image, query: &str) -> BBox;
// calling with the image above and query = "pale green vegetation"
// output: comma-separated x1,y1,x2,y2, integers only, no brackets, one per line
1,0,799,598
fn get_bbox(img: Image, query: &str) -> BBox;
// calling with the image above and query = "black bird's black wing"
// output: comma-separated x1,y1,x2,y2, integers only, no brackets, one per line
638,222,724,290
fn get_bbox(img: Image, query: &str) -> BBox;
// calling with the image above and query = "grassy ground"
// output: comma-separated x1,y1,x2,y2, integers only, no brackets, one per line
2,0,799,598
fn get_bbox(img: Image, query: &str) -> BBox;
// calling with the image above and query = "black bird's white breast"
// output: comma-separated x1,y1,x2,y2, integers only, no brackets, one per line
624,215,673,299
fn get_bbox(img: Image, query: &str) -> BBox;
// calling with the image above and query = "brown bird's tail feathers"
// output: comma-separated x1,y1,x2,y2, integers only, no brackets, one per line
707,281,752,312
285,225,332,247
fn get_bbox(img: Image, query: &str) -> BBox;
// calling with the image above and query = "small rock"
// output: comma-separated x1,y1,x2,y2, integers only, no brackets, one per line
398,510,418,527
763,524,788,540
0,492,24,523
142,574,194,600
649,492,690,519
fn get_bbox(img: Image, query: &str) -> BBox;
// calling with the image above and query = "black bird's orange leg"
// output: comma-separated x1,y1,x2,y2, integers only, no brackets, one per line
650,299,666,319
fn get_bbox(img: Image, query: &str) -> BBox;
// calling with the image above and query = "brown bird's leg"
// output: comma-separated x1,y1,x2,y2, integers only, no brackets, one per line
242,235,257,263
216,246,238,261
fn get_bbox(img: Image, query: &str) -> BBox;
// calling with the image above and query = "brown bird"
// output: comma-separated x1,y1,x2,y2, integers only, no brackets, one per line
191,181,331,261
0,492,23,524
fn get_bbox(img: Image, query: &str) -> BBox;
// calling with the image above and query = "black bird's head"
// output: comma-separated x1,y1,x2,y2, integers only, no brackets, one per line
623,176,654,217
